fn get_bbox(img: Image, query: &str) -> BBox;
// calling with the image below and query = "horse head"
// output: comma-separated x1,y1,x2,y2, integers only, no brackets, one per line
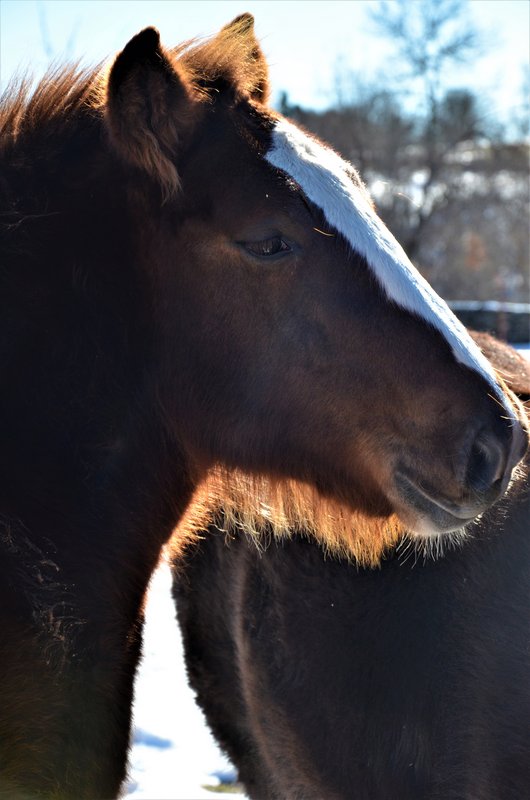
103,16,528,555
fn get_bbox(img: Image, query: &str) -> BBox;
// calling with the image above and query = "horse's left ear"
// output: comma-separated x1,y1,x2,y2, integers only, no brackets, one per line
106,27,196,196
219,14,270,104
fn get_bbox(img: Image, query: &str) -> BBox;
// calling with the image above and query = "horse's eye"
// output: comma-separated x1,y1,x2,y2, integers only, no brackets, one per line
242,237,291,258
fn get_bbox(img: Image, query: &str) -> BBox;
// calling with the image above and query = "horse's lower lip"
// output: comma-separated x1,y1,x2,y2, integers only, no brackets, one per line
394,471,479,532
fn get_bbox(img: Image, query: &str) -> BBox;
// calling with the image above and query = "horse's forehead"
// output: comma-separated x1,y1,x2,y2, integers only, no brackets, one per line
264,117,509,408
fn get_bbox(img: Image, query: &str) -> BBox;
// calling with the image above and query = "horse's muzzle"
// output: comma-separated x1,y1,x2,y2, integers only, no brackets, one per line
394,417,528,535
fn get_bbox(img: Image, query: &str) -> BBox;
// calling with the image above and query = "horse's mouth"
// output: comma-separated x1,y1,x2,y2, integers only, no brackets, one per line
392,470,487,535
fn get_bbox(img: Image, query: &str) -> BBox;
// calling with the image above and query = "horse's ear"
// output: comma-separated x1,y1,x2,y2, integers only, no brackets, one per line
219,14,270,104
106,27,196,197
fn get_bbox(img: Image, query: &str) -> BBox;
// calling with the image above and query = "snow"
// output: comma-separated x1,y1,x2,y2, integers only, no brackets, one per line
127,342,529,798
126,561,247,800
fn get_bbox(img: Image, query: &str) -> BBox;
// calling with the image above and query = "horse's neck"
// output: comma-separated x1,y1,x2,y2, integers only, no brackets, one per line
0,410,195,628
94,403,196,545
0,138,202,564
0,313,194,572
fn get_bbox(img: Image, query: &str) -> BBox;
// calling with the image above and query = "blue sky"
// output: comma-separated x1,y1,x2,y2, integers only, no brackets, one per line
1,0,529,124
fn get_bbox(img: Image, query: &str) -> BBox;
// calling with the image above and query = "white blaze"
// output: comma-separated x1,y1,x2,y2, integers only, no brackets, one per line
266,117,509,408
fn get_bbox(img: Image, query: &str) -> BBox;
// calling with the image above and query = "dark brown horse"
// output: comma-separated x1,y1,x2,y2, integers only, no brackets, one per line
173,336,530,800
0,12,527,798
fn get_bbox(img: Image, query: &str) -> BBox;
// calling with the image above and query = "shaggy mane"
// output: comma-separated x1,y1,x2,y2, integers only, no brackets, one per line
170,454,529,569
0,14,267,149
171,468,404,568
0,64,102,145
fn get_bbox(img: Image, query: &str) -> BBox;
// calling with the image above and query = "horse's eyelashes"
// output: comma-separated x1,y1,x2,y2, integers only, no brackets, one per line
241,236,291,258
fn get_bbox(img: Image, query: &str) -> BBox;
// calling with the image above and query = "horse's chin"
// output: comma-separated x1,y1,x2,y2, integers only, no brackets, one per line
393,497,477,539
387,489,474,561
395,520,471,563
387,464,499,539
407,516,471,539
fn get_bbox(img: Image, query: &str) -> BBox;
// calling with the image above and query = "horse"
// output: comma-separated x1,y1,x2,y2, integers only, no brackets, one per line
172,335,530,800
0,12,527,797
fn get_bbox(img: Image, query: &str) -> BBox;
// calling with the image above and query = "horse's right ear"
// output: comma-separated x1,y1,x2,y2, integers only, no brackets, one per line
106,27,196,197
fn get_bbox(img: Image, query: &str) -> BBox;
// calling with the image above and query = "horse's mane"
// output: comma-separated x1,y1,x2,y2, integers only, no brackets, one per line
173,467,405,568
0,14,266,149
0,64,102,145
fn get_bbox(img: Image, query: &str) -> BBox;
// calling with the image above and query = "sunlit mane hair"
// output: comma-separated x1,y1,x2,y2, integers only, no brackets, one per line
0,64,102,145
171,467,405,568
0,13,267,150
170,458,530,570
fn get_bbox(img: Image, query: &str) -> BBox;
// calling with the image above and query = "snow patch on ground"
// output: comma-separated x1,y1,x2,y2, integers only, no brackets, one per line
126,562,246,800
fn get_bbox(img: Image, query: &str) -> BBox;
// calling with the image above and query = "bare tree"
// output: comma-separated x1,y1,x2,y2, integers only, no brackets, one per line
277,1,529,307
366,0,482,257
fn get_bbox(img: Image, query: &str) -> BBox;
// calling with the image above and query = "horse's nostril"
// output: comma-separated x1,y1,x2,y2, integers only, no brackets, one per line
465,432,506,495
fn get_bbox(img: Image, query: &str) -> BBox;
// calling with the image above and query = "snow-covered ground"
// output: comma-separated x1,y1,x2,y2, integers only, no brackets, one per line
126,561,246,800
126,345,530,799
